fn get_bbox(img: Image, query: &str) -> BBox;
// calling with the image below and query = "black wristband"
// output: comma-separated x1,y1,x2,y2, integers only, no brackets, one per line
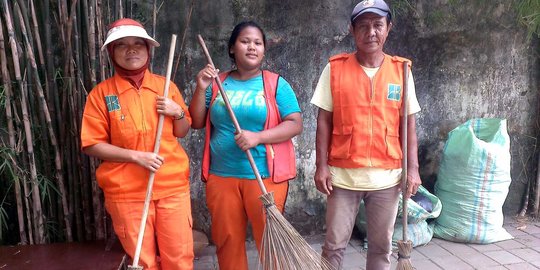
173,110,185,120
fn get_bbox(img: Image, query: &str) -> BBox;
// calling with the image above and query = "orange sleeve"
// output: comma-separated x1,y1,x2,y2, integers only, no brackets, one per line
170,83,192,126
80,84,110,149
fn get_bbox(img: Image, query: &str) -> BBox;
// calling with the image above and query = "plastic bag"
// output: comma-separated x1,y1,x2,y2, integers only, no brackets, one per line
433,118,513,244
356,185,441,248
397,185,442,224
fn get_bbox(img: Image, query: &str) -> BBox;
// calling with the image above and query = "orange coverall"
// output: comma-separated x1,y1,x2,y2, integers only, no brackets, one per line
81,72,193,269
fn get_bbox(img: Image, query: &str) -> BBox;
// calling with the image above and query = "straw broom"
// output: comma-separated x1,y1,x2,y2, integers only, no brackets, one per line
197,35,335,270
396,61,414,270
128,34,177,270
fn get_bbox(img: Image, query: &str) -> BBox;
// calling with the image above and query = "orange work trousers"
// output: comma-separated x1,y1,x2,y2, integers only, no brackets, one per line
105,192,194,270
206,174,289,270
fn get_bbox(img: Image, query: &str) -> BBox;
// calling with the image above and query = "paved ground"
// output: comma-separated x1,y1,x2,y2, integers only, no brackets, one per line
194,216,540,270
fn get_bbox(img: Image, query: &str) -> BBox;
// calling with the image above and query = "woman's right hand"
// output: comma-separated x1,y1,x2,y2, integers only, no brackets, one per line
195,64,219,92
133,151,164,172
190,64,219,129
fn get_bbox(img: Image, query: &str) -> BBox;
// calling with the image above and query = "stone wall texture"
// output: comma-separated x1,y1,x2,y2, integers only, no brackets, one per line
133,0,540,235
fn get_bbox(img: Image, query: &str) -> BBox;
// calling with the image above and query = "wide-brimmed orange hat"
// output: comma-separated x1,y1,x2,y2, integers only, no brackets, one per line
101,18,159,51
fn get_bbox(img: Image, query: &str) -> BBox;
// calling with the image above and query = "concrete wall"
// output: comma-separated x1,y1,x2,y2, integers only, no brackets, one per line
135,0,539,235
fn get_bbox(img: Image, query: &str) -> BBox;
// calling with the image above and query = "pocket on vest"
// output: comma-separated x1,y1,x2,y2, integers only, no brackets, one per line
385,133,402,159
331,125,353,159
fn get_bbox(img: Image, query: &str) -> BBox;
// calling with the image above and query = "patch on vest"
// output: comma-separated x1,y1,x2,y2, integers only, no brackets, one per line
387,84,401,101
105,95,121,112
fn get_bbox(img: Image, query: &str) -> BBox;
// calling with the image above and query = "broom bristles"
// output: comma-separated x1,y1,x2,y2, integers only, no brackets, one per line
258,193,336,270
396,239,414,270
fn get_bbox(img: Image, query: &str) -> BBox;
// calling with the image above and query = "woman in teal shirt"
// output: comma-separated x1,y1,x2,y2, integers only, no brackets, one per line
189,21,302,270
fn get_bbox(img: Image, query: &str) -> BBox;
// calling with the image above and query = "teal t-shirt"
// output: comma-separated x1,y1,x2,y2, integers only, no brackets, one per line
205,74,300,179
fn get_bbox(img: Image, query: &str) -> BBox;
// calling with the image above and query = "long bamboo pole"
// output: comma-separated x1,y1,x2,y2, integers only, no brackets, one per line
129,34,177,270
197,35,268,194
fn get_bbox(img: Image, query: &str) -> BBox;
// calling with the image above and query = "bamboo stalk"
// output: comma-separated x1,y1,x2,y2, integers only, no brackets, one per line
150,0,156,71
17,0,44,231
57,0,69,153
43,0,62,140
29,0,52,125
118,0,123,19
63,0,79,80
92,0,106,240
82,0,102,240
22,54,45,245
21,166,35,245
5,0,46,244
16,1,74,242
58,0,68,47
0,16,28,245
72,141,84,241
17,0,55,203
60,0,81,241
87,0,97,87
172,0,194,82
28,0,44,65
535,151,540,216
74,3,84,241
2,0,21,80
96,0,107,82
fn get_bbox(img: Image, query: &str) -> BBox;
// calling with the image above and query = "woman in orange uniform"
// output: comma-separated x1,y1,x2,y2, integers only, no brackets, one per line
189,21,302,270
81,18,193,270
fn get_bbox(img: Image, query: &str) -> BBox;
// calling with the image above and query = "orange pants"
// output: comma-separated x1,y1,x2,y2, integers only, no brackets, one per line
206,174,289,270
105,192,194,270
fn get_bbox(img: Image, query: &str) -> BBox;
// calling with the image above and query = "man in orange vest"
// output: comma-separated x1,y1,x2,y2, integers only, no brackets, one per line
311,0,422,269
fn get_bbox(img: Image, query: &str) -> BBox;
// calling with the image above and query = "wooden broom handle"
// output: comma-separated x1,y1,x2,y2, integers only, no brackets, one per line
130,34,178,269
401,61,409,242
197,34,269,195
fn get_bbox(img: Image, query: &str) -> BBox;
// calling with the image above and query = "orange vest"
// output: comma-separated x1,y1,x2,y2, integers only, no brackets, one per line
201,70,296,183
329,53,410,169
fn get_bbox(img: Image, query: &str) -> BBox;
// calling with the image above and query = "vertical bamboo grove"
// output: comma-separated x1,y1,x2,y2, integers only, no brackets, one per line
0,0,155,244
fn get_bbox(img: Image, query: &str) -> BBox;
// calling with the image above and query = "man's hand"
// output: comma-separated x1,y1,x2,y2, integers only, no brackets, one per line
314,164,333,195
405,168,422,199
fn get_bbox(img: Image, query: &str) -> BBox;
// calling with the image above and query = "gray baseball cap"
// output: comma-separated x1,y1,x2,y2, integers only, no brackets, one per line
351,0,392,23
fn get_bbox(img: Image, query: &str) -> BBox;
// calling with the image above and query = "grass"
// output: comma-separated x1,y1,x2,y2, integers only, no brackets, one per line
0,146,15,242
517,0,540,40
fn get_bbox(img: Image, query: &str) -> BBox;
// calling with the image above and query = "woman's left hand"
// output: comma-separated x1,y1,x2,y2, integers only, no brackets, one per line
234,130,261,151
156,96,182,117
